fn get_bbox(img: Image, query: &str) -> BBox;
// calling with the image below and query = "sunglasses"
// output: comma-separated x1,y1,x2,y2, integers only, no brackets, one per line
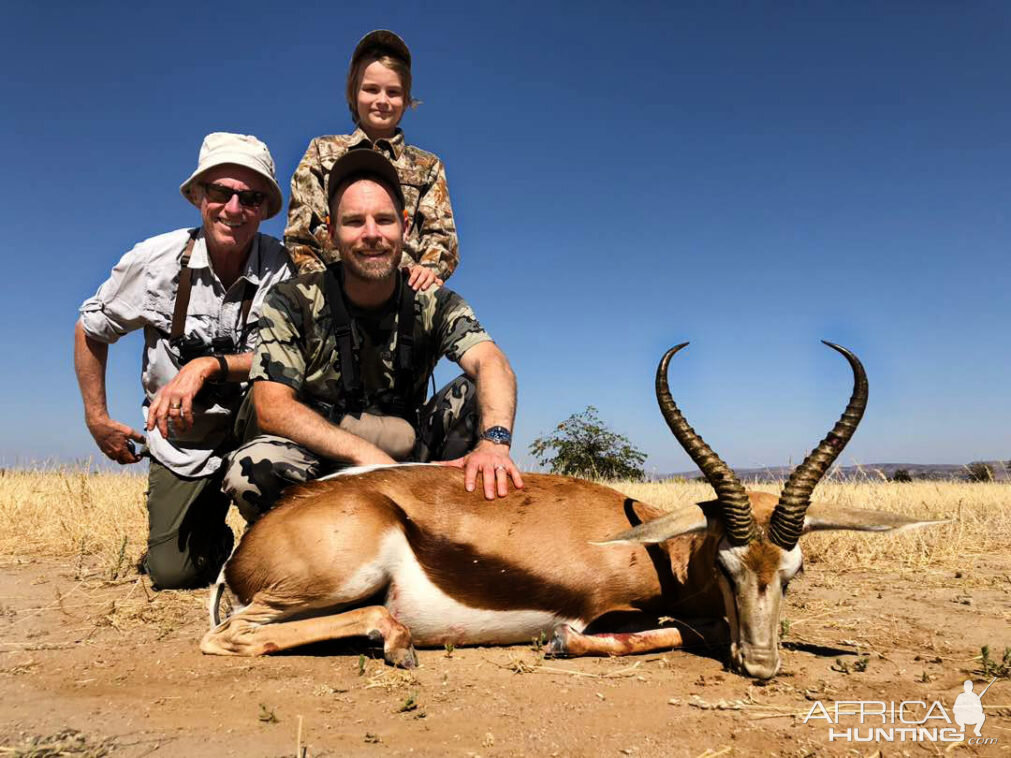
200,182,267,209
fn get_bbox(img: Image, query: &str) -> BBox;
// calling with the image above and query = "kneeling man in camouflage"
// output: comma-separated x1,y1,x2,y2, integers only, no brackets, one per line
223,149,523,519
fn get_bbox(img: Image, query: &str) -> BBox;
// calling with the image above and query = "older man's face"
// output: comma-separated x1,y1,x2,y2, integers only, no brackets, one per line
330,179,405,282
198,164,268,259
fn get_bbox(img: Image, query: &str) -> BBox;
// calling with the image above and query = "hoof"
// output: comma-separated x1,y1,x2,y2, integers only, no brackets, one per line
386,645,418,669
546,624,575,658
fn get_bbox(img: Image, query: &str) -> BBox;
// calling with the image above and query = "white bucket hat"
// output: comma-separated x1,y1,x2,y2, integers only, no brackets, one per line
179,132,283,219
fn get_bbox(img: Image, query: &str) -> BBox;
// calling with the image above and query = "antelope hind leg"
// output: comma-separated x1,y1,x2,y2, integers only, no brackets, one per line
201,602,417,668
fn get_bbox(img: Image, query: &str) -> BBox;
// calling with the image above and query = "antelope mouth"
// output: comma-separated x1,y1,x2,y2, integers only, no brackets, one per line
732,643,781,680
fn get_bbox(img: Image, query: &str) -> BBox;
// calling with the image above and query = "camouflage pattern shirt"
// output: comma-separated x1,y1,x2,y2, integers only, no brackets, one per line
250,270,490,420
284,128,459,280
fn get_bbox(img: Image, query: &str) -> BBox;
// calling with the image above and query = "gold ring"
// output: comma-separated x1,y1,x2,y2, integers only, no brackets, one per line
170,402,182,409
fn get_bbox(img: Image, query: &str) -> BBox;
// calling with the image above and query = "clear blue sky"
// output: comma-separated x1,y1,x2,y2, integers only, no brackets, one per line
2,1,1008,473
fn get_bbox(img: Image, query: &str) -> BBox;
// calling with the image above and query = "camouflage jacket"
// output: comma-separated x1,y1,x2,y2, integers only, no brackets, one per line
284,128,459,280
251,271,489,420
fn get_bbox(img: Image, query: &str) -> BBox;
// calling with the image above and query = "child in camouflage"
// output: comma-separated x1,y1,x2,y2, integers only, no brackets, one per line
284,30,459,290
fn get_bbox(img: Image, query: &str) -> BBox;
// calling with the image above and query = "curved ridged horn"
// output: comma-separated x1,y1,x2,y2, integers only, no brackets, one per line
768,341,868,550
656,343,754,545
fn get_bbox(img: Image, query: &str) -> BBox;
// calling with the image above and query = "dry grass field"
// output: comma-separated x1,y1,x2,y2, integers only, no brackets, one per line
1,467,1009,756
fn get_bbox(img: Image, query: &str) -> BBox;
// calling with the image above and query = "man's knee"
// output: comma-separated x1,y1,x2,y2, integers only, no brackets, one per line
144,526,233,590
223,435,321,521
143,543,205,590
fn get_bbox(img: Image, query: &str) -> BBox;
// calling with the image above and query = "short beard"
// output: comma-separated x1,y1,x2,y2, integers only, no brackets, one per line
341,248,398,282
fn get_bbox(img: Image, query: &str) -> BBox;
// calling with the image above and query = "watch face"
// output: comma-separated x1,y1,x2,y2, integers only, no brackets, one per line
482,426,511,445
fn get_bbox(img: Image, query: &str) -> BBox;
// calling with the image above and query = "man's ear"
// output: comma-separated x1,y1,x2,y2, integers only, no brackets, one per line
402,208,411,238
326,214,336,244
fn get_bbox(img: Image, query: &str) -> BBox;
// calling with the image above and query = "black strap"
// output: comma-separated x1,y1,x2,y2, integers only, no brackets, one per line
169,229,200,341
324,263,419,419
324,263,364,414
390,277,417,417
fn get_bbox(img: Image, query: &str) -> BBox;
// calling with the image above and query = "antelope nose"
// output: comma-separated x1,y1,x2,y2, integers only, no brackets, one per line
739,648,780,680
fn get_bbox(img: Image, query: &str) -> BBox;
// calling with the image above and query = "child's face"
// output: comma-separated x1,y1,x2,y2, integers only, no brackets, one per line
356,61,405,138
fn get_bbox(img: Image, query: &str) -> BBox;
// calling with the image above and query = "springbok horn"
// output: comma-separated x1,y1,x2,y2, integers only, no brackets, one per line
768,341,868,550
656,343,754,545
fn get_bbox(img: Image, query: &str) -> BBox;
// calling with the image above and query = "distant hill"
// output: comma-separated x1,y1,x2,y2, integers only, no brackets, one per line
659,461,1010,483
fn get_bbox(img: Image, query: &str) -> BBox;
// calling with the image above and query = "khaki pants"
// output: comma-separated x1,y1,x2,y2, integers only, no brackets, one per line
143,459,234,590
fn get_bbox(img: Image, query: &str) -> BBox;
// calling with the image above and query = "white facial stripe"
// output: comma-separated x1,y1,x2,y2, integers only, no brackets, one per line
778,544,803,578
718,542,803,579
718,542,749,574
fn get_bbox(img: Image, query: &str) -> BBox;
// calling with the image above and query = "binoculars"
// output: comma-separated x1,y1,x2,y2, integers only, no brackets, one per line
170,334,242,406
171,334,237,365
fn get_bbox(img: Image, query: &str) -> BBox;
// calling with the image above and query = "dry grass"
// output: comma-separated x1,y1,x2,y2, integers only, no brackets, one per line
0,728,116,756
0,466,244,575
0,467,1007,579
0,467,148,571
615,478,1011,574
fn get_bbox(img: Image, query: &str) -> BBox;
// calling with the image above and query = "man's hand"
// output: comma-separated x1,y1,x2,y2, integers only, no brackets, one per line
439,441,524,500
147,356,218,437
404,264,443,292
87,415,145,464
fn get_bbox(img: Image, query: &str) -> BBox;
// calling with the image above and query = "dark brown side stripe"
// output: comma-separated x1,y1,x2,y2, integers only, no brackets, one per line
387,500,596,621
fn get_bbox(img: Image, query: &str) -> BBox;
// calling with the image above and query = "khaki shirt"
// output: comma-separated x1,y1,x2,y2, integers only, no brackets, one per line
251,271,489,419
79,228,293,476
284,128,459,280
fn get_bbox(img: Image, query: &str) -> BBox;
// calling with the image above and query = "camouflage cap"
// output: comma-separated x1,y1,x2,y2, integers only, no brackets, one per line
351,30,411,69
179,132,284,219
326,147,405,211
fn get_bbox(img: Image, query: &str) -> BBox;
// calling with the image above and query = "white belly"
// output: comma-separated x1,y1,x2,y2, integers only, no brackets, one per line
372,531,581,646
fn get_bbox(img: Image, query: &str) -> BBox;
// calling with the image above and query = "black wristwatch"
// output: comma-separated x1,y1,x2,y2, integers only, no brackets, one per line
480,426,512,446
210,354,229,383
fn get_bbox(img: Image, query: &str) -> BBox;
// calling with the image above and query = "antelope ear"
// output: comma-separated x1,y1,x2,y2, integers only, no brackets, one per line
592,504,708,545
802,503,951,534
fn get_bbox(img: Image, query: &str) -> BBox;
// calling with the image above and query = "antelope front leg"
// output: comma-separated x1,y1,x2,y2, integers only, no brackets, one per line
547,625,685,657
547,619,727,658
201,603,418,668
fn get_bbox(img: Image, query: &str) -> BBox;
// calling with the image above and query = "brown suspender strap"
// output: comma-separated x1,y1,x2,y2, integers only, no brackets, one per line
239,281,254,331
170,230,256,344
170,232,199,341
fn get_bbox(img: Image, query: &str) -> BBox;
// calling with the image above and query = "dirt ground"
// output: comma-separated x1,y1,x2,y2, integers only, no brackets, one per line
1,554,1008,757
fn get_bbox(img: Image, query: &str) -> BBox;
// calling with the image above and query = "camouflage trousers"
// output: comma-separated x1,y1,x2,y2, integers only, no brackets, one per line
223,375,478,523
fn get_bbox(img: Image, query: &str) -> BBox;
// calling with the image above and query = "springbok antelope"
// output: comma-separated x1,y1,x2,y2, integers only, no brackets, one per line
202,342,944,679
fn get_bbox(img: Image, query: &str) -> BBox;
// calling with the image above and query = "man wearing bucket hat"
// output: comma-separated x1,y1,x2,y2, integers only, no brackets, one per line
223,148,521,520
285,30,459,286
74,132,293,590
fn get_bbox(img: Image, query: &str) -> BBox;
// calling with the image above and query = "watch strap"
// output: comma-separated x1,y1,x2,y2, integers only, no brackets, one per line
211,354,229,383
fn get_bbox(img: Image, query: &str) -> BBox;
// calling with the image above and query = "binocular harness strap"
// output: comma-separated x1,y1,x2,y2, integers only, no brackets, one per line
170,230,199,342
170,229,257,346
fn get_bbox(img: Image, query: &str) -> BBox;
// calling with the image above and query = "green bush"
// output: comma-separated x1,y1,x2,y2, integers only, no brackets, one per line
529,406,646,481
